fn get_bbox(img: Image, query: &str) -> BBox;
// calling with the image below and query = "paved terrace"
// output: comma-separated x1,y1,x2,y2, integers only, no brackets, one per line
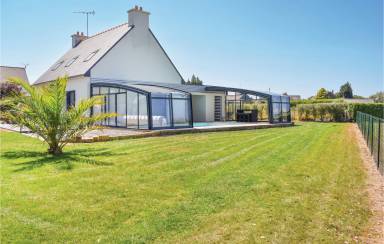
0,121,294,143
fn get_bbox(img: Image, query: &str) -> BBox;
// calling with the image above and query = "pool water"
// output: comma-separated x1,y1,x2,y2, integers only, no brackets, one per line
193,122,210,127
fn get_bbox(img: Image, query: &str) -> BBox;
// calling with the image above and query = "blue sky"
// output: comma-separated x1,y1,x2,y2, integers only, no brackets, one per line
1,0,382,97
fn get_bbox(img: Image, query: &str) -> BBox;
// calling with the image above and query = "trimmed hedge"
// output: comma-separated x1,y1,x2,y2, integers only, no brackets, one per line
348,103,383,120
291,103,384,122
290,99,344,107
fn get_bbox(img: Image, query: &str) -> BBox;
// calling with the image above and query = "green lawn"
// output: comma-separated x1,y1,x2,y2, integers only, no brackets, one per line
0,123,370,243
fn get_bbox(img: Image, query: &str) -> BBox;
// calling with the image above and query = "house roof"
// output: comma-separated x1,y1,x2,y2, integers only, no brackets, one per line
34,23,132,85
0,66,29,83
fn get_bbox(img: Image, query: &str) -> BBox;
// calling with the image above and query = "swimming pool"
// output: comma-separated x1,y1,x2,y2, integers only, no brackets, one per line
193,122,211,127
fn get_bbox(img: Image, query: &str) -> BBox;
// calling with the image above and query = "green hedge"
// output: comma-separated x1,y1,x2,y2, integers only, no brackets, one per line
348,103,383,120
290,99,344,107
291,103,384,122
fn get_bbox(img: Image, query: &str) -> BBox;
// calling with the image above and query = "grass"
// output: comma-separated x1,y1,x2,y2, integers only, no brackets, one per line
0,123,370,243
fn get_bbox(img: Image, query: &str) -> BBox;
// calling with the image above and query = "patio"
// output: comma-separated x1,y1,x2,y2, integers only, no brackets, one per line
0,121,293,143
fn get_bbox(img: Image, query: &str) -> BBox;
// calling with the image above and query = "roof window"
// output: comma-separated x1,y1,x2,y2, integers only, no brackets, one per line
83,50,99,62
51,61,64,71
65,56,79,67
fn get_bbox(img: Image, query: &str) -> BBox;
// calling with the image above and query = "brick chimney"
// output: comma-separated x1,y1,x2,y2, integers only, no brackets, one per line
127,5,150,29
71,31,87,48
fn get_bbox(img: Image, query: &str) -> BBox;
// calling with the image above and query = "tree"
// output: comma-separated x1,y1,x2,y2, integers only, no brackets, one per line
1,77,115,155
185,74,203,85
339,82,353,98
369,91,384,103
316,88,328,99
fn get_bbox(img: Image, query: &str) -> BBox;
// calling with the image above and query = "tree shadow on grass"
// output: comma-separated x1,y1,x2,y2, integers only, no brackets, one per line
2,148,118,172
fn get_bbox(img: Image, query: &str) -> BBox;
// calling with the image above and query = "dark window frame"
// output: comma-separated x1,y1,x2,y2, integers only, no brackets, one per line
66,90,76,109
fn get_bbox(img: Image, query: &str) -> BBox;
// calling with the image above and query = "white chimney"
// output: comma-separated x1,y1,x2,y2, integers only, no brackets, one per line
71,31,87,48
128,5,150,29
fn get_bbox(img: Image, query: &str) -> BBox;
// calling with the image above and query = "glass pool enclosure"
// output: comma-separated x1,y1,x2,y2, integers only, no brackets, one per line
91,81,192,130
90,80,290,130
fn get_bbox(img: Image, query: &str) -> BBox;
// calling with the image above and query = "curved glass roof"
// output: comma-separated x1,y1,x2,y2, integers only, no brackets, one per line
90,78,289,99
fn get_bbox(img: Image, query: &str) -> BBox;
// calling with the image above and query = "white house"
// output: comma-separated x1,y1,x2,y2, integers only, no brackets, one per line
34,6,290,129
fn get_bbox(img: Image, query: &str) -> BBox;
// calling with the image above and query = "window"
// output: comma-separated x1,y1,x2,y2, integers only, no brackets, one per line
83,50,99,62
51,61,64,71
65,56,79,67
66,91,75,109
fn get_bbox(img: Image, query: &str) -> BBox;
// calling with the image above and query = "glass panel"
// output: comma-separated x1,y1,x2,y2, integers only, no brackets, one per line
151,98,171,128
151,93,170,98
100,96,107,125
281,103,290,122
110,88,119,94
281,96,290,103
100,87,109,95
138,94,148,129
84,50,99,62
108,94,116,126
92,87,100,95
126,91,138,129
116,93,126,127
226,101,237,121
172,99,190,127
65,56,79,67
272,103,282,122
272,95,281,103
172,93,188,99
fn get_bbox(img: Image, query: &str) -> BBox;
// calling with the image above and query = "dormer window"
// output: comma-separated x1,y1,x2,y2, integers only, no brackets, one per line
51,61,64,71
83,50,99,62
65,56,79,67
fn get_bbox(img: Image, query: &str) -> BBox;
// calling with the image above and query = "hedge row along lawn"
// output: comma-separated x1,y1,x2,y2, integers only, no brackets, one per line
0,123,370,243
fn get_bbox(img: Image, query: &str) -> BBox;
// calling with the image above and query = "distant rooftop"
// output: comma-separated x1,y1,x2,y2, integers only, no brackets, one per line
0,66,29,84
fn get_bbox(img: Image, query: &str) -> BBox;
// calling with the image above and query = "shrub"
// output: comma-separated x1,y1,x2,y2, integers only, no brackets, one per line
348,103,384,120
292,103,383,122
292,103,349,122
290,98,344,107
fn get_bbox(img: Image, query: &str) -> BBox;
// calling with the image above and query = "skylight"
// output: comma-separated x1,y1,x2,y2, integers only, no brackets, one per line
51,61,64,71
65,56,79,67
83,50,99,62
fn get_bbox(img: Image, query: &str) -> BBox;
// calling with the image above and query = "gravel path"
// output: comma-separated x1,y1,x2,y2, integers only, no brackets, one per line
353,124,384,243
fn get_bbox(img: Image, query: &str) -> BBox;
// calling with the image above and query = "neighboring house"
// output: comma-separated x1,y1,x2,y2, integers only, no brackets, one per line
34,6,290,130
0,66,29,84
289,95,301,101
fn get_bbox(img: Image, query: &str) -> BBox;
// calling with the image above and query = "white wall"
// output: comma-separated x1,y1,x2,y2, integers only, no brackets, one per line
192,92,226,122
66,76,91,105
192,95,206,122
90,27,183,84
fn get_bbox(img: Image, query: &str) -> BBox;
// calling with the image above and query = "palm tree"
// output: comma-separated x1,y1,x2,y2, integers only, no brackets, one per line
1,76,115,155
